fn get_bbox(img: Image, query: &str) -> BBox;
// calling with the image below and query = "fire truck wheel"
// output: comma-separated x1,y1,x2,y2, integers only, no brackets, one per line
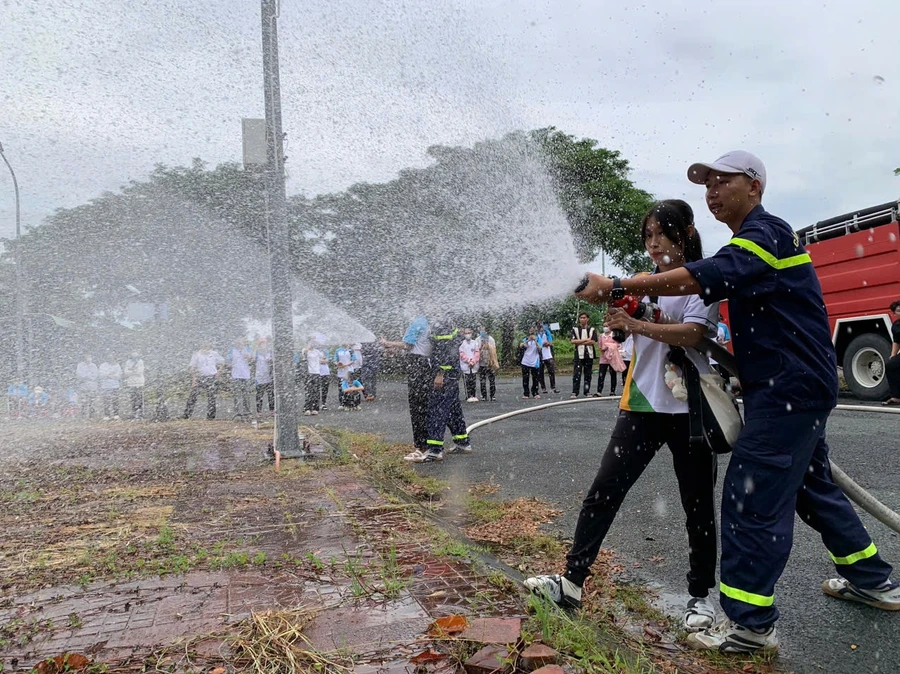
842,333,892,401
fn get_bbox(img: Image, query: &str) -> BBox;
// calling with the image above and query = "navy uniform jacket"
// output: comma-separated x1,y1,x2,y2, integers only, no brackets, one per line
430,327,463,380
684,205,837,419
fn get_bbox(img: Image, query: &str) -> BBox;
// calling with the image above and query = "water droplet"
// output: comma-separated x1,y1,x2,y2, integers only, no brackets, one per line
785,403,792,412
855,244,865,257
874,75,885,84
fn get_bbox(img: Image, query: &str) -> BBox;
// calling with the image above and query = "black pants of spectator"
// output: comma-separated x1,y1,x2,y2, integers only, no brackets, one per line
344,391,362,409
255,382,274,414
407,355,433,452
361,365,378,399
185,376,217,420
463,372,478,399
596,363,617,395
479,368,496,401
539,358,557,392
319,374,330,407
129,388,144,419
521,365,540,397
80,391,97,419
563,411,717,598
572,357,593,396
304,374,320,412
102,390,120,418
887,353,900,398
621,361,631,388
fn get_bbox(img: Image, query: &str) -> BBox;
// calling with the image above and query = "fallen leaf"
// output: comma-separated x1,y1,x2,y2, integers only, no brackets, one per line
648,556,665,563
742,665,755,672
410,649,447,664
426,590,447,598
850,644,858,650
643,625,662,642
210,668,226,674
35,654,92,674
427,615,468,636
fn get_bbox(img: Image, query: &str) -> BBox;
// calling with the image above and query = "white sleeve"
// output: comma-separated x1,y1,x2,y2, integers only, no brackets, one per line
682,295,719,337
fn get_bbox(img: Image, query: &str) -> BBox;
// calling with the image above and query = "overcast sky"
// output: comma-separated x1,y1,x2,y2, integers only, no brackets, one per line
2,0,899,263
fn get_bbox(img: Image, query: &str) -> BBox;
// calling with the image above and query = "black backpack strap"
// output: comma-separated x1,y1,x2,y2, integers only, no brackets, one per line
668,347,705,448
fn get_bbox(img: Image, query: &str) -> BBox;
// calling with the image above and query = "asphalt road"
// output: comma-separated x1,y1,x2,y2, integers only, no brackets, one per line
320,376,900,674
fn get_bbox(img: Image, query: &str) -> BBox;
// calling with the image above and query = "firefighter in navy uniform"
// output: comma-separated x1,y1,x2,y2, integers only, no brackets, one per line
576,150,899,654
404,320,472,463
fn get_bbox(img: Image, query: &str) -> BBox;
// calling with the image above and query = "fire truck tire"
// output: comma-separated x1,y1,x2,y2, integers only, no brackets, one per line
842,333,892,401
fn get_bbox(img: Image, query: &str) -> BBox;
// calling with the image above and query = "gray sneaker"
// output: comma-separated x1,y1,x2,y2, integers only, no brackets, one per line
523,574,582,610
686,619,778,654
823,578,900,611
446,443,473,455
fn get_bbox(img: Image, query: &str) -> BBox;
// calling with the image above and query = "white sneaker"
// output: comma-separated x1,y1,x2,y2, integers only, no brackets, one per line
467,397,478,403
686,619,778,654
303,410,312,416
523,574,582,610
446,443,473,455
823,578,900,611
311,410,319,416
404,449,443,463
683,596,716,632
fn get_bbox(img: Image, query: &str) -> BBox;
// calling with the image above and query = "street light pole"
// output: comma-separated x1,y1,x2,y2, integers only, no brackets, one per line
260,0,302,456
0,142,24,387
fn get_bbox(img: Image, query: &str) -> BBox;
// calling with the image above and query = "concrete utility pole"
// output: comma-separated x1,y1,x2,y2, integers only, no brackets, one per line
260,0,302,456
0,142,24,386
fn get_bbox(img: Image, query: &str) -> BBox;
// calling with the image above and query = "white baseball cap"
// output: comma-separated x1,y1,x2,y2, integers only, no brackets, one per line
688,150,766,194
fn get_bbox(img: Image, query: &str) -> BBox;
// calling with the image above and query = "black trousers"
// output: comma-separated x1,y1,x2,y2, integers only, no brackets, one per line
886,353,900,398
427,376,469,450
185,376,217,419
320,374,330,405
521,365,540,397
479,368,496,400
129,388,144,419
539,358,556,391
344,391,362,408
304,374,320,412
255,382,274,413
564,411,718,598
572,357,593,395
407,355,433,451
463,372,477,399
596,363,617,395
621,361,631,387
361,365,378,398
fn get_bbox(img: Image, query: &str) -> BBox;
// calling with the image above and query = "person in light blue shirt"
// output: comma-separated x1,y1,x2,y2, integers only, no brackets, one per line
340,374,364,410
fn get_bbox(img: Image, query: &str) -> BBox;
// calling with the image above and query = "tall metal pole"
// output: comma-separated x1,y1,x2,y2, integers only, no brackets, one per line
0,142,24,386
260,0,302,455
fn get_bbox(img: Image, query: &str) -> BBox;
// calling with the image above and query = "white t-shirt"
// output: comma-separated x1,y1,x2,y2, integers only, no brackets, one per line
229,347,252,380
620,334,634,361
254,351,272,384
539,335,553,361
459,338,479,374
521,339,540,368
192,351,224,377
710,325,726,366
99,362,122,390
335,347,353,379
619,294,719,414
306,348,322,375
319,350,331,376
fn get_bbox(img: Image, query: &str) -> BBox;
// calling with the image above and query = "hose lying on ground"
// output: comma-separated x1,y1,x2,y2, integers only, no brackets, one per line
466,394,900,535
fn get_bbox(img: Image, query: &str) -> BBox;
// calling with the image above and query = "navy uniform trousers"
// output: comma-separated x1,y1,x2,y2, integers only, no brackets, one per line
721,409,893,628
426,375,470,451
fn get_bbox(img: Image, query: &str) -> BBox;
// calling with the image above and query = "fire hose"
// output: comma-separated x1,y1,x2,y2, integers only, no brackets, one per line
466,337,900,535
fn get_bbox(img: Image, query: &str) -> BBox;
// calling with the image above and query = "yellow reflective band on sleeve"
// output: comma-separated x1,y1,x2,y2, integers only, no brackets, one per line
452,434,468,440
439,365,452,370
433,329,459,341
426,440,444,446
729,237,812,270
830,542,877,565
720,582,775,607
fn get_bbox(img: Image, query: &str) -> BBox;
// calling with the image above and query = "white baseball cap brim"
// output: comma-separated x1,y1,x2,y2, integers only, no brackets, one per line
688,150,766,194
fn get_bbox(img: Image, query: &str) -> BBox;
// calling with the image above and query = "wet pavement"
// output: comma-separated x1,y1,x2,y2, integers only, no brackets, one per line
319,377,900,674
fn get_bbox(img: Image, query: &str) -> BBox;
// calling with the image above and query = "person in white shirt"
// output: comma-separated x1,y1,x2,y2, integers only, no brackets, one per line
536,324,559,394
318,346,332,410
520,332,542,399
570,313,598,398
183,343,224,420
303,339,322,416
99,354,123,420
459,328,480,402
526,199,719,634
227,338,253,420
123,352,146,420
254,338,274,415
76,353,99,418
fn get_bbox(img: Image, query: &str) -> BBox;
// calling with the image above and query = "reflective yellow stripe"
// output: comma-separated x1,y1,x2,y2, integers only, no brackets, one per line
830,542,877,565
433,329,459,341
452,434,468,440
426,439,444,446
439,365,452,370
720,582,774,607
730,237,812,269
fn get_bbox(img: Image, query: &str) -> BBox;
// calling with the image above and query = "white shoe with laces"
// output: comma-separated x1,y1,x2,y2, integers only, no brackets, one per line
822,578,900,611
683,596,716,632
523,574,582,610
686,618,778,653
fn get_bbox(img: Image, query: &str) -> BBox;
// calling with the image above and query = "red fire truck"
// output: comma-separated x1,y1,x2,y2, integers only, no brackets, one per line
796,200,900,401
719,200,900,401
